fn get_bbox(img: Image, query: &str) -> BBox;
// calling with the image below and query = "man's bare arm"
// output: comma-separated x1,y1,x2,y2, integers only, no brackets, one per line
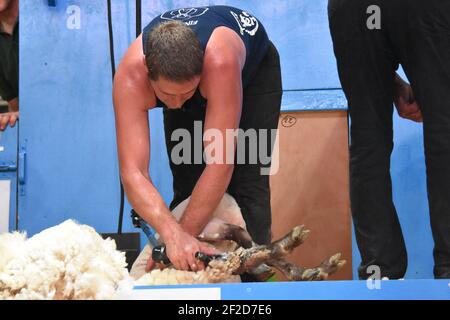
113,36,179,241
179,27,246,236
113,36,216,271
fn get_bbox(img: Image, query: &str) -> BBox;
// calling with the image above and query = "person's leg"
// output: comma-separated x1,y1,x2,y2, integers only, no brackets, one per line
227,42,282,247
390,0,450,278
163,99,206,210
329,0,407,279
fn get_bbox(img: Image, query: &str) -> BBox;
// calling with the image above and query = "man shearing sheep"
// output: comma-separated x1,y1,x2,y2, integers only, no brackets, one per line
113,6,282,274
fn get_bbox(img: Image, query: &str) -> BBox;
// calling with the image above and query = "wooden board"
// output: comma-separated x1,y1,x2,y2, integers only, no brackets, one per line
270,110,352,280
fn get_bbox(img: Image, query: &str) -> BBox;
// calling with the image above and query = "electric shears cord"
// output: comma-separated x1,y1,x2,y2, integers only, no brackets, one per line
107,0,142,235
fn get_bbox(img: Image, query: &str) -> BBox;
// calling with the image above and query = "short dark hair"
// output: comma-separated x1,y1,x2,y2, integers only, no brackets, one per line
144,21,204,82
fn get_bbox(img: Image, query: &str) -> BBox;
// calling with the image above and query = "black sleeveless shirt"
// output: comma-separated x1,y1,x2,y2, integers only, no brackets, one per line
142,5,270,109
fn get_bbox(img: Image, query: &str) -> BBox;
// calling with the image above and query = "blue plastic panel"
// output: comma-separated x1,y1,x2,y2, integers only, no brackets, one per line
282,90,347,112
19,1,124,234
135,279,450,300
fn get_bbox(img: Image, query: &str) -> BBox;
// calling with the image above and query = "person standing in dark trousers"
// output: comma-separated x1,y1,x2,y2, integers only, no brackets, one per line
0,0,19,131
329,0,450,279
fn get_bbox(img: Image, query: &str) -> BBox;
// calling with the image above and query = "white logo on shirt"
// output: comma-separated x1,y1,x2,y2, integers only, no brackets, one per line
161,7,209,21
230,11,259,36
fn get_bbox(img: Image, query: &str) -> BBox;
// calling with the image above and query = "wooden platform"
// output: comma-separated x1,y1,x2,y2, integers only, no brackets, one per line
270,110,352,280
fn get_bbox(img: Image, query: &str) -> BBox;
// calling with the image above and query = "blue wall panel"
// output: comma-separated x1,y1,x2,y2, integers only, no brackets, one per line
19,0,436,279
282,90,347,112
19,0,124,234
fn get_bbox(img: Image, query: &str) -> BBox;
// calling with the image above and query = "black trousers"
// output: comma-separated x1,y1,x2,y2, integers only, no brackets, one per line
162,42,282,246
329,0,450,279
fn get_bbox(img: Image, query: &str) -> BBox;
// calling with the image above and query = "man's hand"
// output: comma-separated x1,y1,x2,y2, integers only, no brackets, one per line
393,75,422,122
0,111,19,131
147,229,218,272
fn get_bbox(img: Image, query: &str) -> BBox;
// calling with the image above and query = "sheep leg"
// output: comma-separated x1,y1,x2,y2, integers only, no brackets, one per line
268,254,346,281
230,225,311,275
269,225,310,259
206,226,345,282
198,223,254,249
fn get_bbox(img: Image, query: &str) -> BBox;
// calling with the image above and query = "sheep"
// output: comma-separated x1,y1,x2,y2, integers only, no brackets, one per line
130,193,247,282
0,194,346,299
135,225,346,286
132,193,346,286
0,220,133,300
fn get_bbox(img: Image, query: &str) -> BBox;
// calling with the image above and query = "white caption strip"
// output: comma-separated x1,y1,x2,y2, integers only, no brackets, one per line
130,287,221,300
0,180,11,233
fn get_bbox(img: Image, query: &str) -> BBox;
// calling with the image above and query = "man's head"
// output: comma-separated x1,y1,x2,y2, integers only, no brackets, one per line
0,0,12,13
144,20,204,109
